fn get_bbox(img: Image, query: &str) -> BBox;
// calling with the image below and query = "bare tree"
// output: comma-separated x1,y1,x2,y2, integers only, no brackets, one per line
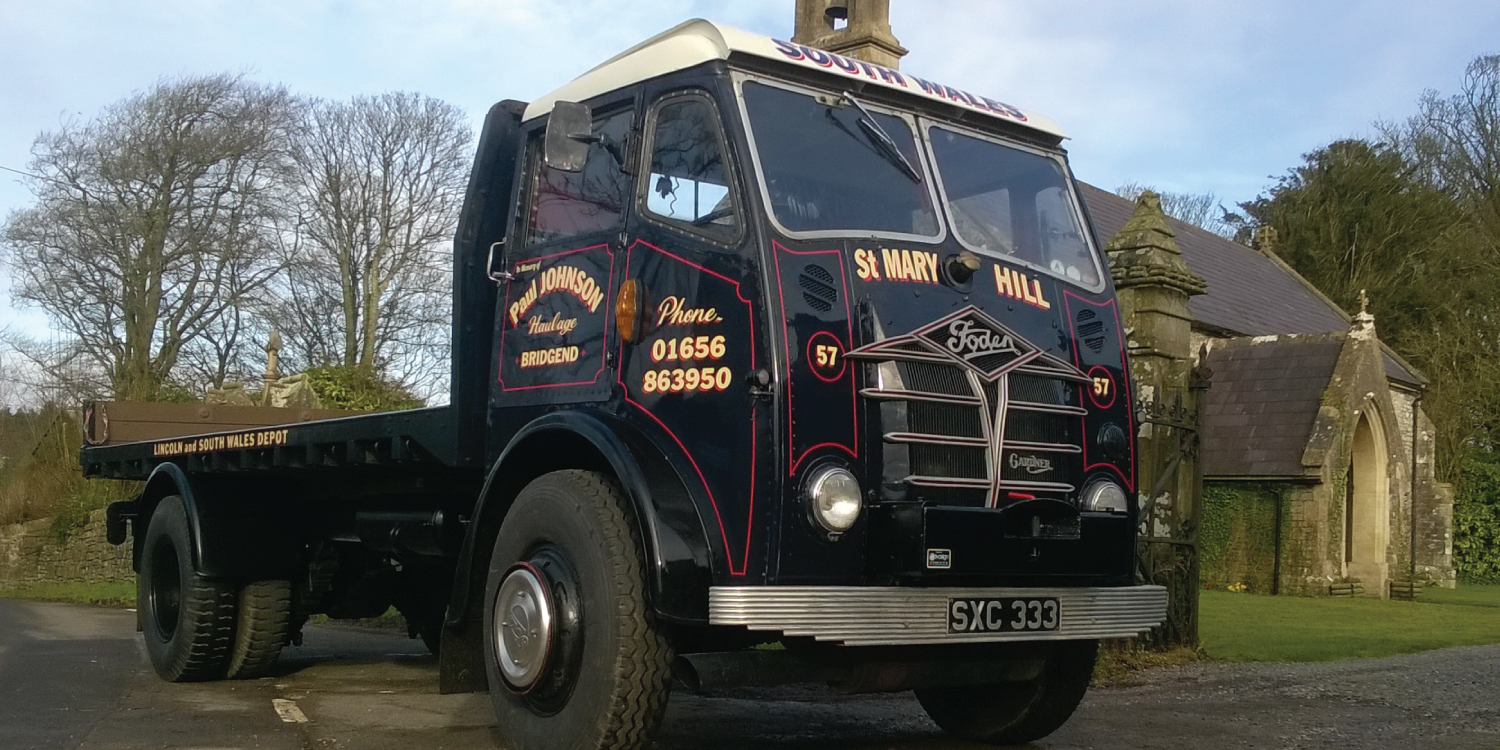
277,93,471,395
0,346,18,412
1378,54,1500,469
1,74,297,401
0,330,109,409
1116,182,1238,240
1386,55,1500,240
175,294,257,391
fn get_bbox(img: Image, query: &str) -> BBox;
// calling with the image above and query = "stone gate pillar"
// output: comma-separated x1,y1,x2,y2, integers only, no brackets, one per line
1104,192,1208,645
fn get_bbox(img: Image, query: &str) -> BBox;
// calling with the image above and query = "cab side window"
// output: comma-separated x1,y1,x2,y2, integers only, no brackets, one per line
643,96,739,240
524,108,633,246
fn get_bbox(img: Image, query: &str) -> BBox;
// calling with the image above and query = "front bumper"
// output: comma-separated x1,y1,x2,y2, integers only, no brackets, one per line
709,585,1167,646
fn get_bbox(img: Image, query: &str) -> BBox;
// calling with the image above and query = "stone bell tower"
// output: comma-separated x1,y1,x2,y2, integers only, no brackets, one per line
793,0,909,69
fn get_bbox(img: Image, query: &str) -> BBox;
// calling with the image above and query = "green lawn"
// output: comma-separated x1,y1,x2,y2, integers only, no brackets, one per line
0,581,136,607
1422,583,1500,609
1201,584,1500,662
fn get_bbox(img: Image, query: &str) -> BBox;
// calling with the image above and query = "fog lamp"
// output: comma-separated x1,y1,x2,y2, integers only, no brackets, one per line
805,466,861,534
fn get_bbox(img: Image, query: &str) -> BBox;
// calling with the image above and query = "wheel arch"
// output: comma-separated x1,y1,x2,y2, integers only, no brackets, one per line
130,463,205,573
448,410,714,632
127,463,301,581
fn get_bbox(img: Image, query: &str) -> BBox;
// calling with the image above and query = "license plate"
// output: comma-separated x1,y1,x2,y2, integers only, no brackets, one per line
947,597,1060,634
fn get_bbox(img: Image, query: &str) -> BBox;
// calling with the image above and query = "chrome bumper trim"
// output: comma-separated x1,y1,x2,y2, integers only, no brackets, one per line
709,585,1167,646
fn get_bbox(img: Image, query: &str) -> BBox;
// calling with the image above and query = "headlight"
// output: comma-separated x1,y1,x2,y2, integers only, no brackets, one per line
805,466,862,534
1082,479,1128,513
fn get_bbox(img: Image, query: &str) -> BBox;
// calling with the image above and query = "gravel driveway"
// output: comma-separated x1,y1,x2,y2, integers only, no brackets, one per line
4,598,1497,749
655,645,1500,749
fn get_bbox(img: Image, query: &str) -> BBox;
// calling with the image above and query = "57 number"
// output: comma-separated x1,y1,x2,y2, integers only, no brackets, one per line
814,343,839,369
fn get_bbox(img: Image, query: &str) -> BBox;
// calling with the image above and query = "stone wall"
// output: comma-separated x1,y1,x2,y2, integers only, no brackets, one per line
0,509,134,589
1391,390,1417,466
1420,482,1457,587
1279,484,1330,596
1200,482,1282,592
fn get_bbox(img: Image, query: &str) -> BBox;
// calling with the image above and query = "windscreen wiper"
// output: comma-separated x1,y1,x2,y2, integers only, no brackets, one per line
841,92,922,184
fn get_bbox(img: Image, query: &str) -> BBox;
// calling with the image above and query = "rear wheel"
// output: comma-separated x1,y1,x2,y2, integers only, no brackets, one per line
225,580,291,679
916,639,1098,745
484,470,673,750
139,496,237,682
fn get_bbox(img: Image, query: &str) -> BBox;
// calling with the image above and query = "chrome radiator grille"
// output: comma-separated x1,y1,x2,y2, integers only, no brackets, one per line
851,306,1090,508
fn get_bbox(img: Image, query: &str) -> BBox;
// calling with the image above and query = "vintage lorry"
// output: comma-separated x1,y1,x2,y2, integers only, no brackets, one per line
81,19,1165,749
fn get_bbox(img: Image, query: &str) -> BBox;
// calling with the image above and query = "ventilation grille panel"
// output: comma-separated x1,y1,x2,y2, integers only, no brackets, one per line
798,264,837,312
1076,308,1106,353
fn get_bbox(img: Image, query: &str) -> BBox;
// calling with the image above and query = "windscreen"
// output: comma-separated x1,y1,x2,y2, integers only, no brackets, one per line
928,126,1101,287
741,81,939,238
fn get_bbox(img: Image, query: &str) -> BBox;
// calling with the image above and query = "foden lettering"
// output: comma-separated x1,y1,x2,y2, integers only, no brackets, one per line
944,319,1020,361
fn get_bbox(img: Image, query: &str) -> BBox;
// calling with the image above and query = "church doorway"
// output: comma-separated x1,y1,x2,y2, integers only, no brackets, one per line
1345,410,1389,594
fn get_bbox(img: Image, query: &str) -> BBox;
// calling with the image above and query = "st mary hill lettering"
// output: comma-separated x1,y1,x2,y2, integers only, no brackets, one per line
993,265,1051,310
855,247,939,284
854,246,1053,311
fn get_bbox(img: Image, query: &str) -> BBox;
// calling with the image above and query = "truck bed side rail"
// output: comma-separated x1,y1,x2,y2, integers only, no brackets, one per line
80,403,465,480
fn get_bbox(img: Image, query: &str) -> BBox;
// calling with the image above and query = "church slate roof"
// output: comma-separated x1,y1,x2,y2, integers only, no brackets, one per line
1077,183,1423,387
1197,335,1345,478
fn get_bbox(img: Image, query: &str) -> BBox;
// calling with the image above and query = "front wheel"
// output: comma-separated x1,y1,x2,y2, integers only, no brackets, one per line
484,470,673,750
916,639,1098,745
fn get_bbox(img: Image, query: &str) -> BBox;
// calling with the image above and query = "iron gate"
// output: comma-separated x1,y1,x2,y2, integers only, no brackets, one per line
1133,356,1211,648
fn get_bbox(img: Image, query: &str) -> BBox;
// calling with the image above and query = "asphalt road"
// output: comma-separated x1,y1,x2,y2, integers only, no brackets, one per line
2,597,1498,749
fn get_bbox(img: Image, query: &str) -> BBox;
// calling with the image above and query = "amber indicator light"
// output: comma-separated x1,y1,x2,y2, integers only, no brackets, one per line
616,279,642,342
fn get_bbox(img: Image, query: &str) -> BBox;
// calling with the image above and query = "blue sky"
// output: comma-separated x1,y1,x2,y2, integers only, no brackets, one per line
2,0,1497,340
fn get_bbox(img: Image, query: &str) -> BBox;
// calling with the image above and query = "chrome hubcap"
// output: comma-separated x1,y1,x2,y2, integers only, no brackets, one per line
494,564,553,689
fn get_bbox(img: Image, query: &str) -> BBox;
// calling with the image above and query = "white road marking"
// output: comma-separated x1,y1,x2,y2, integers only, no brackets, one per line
271,698,309,724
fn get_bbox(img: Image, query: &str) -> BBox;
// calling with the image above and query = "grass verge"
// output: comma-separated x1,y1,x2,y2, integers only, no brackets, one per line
0,581,136,607
1200,585,1500,662
1093,641,1201,686
309,607,409,632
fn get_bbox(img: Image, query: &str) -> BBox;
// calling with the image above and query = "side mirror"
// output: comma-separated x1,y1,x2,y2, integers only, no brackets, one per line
544,101,594,172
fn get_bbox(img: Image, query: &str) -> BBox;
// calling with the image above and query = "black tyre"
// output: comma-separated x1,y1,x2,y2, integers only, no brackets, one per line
139,496,237,682
484,471,673,750
225,580,292,679
916,639,1098,745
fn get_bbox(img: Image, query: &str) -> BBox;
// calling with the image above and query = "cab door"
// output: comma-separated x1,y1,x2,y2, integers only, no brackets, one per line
617,88,773,582
492,103,635,412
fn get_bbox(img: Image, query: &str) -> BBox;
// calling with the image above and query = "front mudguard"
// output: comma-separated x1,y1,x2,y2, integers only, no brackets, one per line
448,410,715,630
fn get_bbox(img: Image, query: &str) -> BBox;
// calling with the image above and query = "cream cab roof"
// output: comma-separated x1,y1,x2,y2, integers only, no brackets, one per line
521,19,1065,139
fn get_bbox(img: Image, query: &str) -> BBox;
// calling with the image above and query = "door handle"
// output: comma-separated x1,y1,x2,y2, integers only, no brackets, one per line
486,240,514,283
747,369,775,401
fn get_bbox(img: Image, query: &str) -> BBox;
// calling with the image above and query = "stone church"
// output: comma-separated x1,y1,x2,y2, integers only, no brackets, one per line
1082,186,1456,596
